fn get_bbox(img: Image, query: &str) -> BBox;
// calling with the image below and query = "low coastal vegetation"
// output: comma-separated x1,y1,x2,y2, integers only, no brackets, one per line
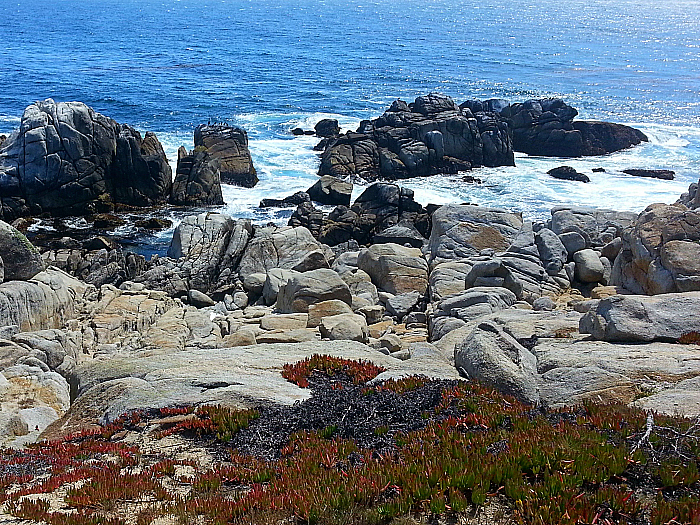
2,355,700,525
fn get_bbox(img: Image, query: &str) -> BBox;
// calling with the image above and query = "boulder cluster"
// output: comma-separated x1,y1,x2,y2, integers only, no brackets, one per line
316,94,647,182
0,101,257,220
2,170,699,447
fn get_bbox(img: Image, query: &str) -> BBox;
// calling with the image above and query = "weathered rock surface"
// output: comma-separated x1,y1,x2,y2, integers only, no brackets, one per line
580,292,700,342
549,206,637,248
194,124,257,188
238,226,322,282
170,146,224,206
0,268,88,332
455,320,539,404
358,243,428,295
611,203,700,294
0,99,172,220
319,313,369,342
46,341,458,436
276,269,352,313
573,249,605,283
427,205,523,266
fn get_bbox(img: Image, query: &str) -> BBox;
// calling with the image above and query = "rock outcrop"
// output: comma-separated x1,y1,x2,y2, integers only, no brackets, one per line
194,124,258,188
0,99,172,220
318,94,514,182
611,203,700,294
495,98,647,157
170,146,224,206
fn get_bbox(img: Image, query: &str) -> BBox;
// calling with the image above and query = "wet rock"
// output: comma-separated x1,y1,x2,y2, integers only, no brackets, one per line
306,175,352,206
547,166,589,183
259,191,310,209
170,146,224,206
500,98,647,157
135,217,172,230
622,168,675,180
315,119,341,138
194,124,258,188
318,94,514,183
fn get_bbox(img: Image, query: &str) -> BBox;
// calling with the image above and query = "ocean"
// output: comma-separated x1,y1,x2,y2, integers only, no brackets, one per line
1,0,699,254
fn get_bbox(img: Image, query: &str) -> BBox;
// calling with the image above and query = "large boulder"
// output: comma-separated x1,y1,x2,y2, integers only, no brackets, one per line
427,204,523,266
0,220,45,280
170,146,224,206
549,206,637,248
237,226,323,282
194,124,257,188
0,99,172,220
455,320,539,404
611,203,700,294
580,292,700,342
357,243,428,295
276,268,352,313
315,119,341,138
534,228,567,276
167,212,238,293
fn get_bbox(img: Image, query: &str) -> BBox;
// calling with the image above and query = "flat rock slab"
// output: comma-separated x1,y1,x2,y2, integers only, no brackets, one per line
534,338,700,413
45,341,458,440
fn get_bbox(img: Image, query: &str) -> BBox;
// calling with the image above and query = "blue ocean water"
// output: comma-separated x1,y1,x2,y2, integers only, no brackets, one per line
1,0,699,250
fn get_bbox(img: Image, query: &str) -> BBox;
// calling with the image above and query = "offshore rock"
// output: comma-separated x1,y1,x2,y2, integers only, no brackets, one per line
318,94,514,182
498,98,647,157
194,124,258,188
0,99,172,220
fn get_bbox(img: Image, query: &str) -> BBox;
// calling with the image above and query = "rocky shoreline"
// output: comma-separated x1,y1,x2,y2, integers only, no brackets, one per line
0,166,697,448
0,94,698,448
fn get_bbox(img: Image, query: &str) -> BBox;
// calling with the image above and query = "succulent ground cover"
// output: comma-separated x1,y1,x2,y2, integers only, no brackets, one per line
1,354,700,525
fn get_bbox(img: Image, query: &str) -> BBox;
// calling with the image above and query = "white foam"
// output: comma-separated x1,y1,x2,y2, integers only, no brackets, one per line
151,119,700,228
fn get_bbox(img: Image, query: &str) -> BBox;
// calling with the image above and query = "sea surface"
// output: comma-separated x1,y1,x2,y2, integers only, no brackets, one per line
1,0,699,254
